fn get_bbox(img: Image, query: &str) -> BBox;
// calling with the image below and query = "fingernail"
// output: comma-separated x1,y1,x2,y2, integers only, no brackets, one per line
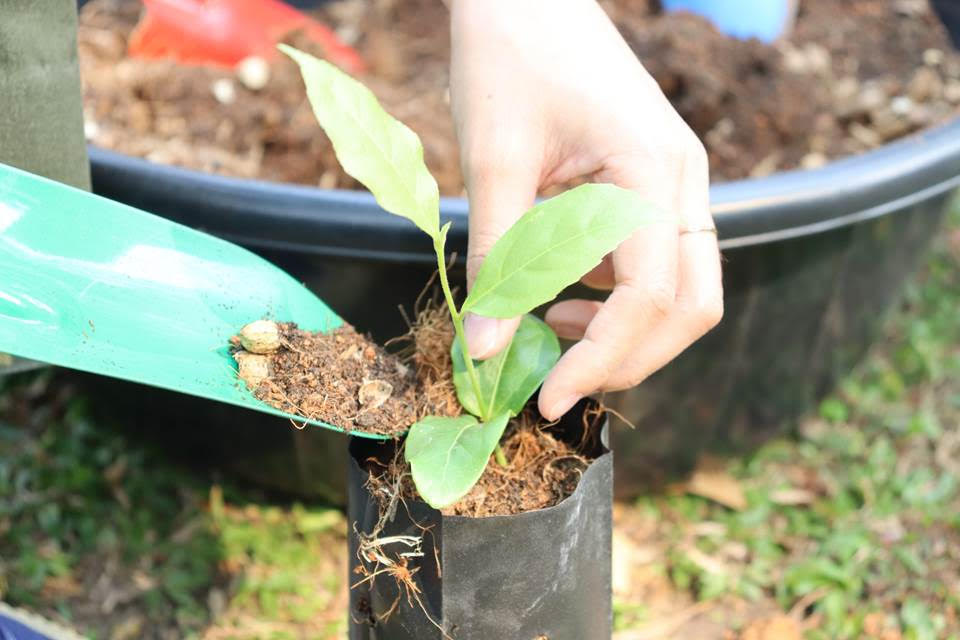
464,314,498,359
546,394,582,421
551,323,583,341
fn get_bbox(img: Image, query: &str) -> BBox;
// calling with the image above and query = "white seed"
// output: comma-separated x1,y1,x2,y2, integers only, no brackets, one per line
923,48,944,67
359,379,393,410
238,320,281,354
211,78,237,105
83,119,100,141
945,80,960,103
235,352,270,389
236,56,270,91
890,95,914,116
800,152,827,170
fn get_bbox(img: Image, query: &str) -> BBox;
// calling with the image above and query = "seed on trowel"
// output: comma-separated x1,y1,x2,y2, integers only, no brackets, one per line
238,320,281,354
358,379,393,409
235,351,270,388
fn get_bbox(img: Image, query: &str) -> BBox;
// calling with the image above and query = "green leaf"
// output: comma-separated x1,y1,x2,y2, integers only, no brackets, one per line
452,315,560,419
279,45,440,239
462,183,664,318
405,412,511,508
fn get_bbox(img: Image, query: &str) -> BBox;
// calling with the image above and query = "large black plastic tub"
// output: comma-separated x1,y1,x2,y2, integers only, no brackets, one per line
83,118,960,498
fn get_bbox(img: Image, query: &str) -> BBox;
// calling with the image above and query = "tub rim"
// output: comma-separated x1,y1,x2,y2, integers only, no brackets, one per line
88,115,960,261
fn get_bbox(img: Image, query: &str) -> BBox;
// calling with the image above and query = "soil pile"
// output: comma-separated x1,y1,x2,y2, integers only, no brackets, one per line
79,0,960,188
232,321,454,437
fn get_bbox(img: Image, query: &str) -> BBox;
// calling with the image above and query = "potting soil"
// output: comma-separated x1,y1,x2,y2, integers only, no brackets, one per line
233,321,449,437
79,0,960,189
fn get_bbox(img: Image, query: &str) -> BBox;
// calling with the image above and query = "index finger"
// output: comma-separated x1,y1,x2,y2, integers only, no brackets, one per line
538,220,679,420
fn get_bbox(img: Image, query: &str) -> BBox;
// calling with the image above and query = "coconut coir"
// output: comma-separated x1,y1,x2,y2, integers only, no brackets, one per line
233,321,454,437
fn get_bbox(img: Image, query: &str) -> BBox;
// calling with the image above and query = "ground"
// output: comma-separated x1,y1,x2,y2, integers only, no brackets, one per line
1,204,958,639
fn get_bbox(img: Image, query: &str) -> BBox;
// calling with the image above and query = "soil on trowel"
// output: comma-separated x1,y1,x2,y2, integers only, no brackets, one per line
79,0,960,189
231,319,459,437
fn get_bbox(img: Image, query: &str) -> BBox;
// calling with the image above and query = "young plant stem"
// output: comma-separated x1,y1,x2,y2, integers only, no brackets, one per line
433,235,509,468
433,236,488,420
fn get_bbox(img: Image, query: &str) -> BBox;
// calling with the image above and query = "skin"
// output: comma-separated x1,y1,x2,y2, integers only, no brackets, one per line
449,0,724,421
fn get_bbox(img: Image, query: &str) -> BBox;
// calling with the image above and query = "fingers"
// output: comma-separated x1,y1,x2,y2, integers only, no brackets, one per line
461,144,540,359
539,222,680,420
600,228,722,391
544,299,603,340
539,123,719,420
464,314,523,359
580,254,615,290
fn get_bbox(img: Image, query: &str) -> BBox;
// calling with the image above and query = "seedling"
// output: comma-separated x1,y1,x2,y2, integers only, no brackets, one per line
280,45,663,508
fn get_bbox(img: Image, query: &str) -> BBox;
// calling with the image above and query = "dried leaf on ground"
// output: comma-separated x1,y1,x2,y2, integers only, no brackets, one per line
683,456,747,511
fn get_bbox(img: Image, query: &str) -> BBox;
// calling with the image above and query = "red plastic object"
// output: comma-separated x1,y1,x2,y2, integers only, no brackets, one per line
128,0,365,74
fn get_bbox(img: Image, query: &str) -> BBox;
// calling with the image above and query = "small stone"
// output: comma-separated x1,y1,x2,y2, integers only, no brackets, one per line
706,117,735,147
235,352,270,389
238,320,281,354
319,170,338,190
800,152,827,170
849,121,882,147
893,0,925,16
907,104,933,127
782,44,809,74
83,119,100,141
908,67,942,102
211,78,237,105
128,101,152,134
858,81,889,113
749,151,781,179
923,48,944,67
236,56,270,91
832,76,860,113
890,95,914,116
870,108,912,141
803,43,831,74
359,379,393,409
945,80,960,103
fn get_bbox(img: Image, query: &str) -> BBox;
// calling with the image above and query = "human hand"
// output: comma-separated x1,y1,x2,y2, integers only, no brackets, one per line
450,0,723,421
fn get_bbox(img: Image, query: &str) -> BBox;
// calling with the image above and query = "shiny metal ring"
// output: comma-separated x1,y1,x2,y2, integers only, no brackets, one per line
679,226,718,236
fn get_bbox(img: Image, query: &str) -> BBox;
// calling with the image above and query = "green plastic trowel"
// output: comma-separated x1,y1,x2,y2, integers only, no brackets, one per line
0,162,386,439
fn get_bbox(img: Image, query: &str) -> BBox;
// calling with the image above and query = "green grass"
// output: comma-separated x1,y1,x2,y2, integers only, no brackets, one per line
612,203,960,639
1,205,958,639
0,375,347,639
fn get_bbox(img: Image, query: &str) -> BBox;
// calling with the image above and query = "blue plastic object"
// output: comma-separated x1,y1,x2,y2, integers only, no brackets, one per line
661,0,794,42
0,602,83,640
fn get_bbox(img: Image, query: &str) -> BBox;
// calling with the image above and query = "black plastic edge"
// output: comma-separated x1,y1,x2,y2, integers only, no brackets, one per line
89,116,960,261
346,409,612,639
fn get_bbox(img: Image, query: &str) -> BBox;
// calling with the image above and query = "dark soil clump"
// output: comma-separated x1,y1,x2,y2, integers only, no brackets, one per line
234,321,457,437
79,0,959,187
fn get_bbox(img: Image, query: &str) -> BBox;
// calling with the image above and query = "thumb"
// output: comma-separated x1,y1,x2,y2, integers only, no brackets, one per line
463,156,539,360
